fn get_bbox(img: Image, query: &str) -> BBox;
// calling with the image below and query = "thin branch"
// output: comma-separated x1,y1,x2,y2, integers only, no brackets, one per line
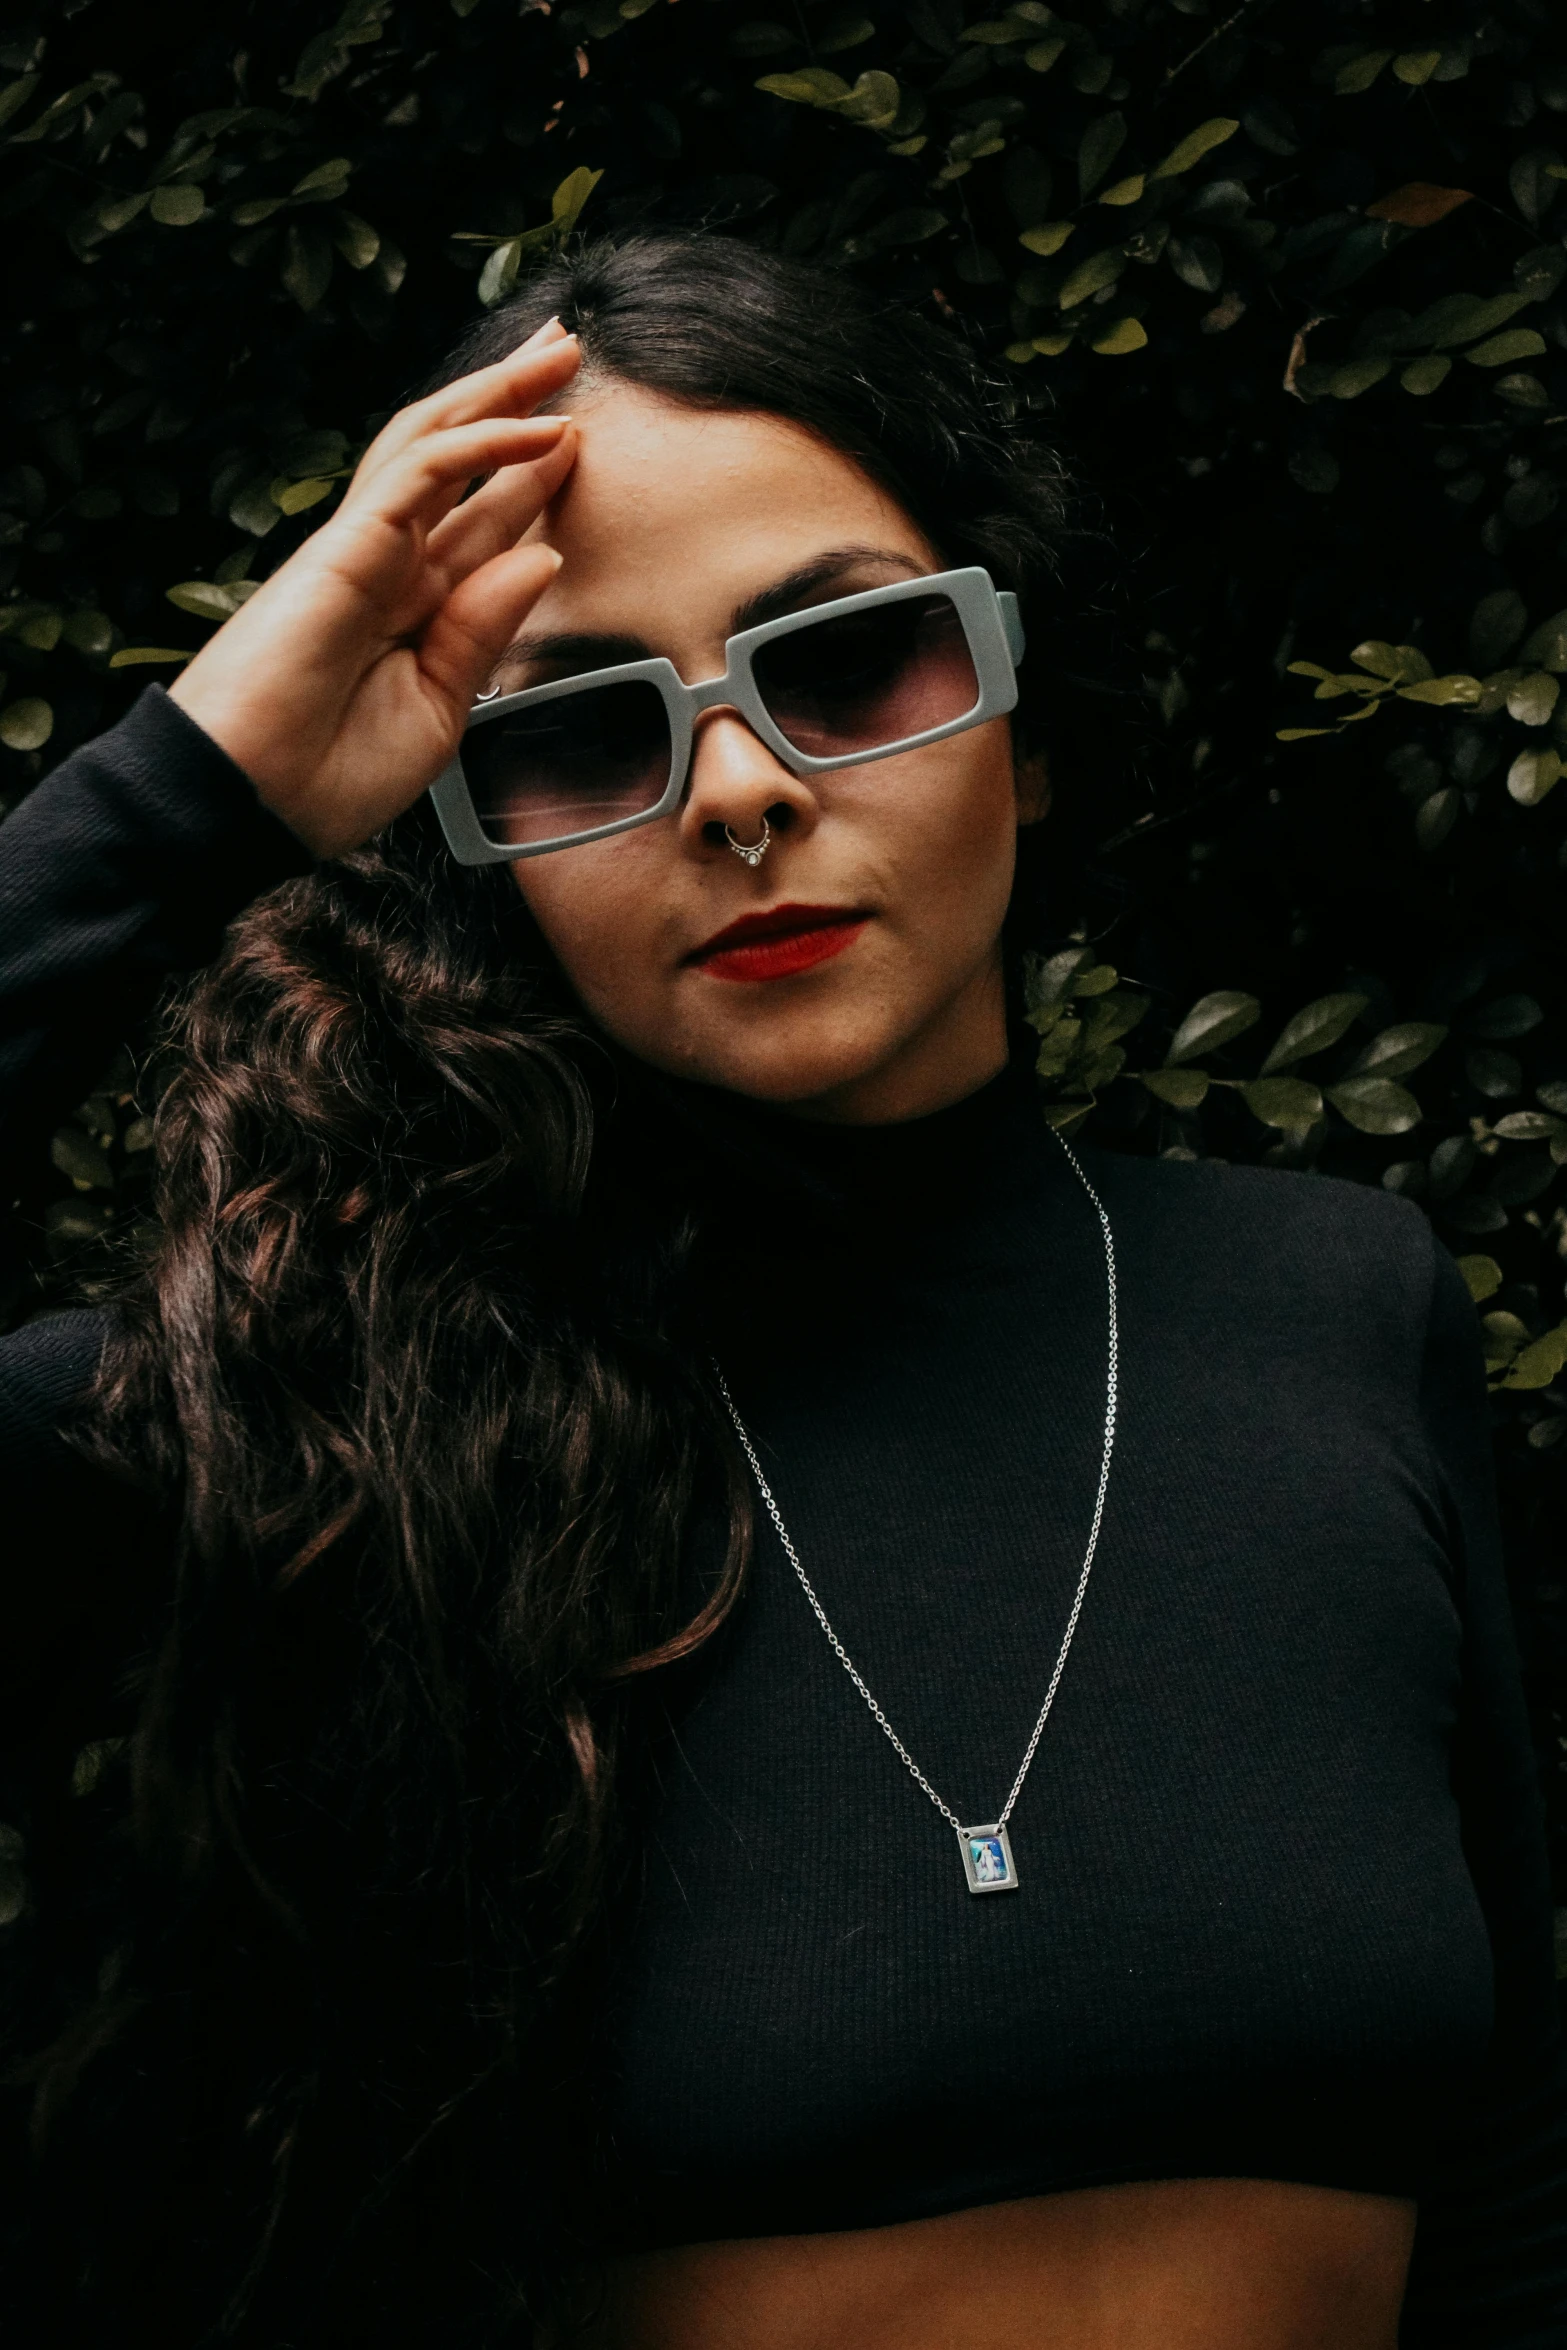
1163,0,1281,87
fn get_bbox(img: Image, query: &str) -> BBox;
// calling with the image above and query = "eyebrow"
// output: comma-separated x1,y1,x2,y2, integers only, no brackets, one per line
493,545,927,681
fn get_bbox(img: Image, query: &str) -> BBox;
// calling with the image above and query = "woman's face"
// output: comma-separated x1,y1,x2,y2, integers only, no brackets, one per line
500,382,1042,1124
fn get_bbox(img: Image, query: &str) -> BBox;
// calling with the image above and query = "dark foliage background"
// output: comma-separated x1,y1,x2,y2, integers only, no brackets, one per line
1,0,1564,1967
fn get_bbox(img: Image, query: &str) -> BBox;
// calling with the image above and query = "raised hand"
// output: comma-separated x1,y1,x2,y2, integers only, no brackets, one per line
170,318,581,858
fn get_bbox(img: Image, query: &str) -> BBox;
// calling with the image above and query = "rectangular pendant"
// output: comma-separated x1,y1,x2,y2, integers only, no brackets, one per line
958,1823,1018,1894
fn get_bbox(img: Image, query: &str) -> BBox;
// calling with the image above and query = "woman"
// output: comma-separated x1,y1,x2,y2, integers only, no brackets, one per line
0,234,1562,2349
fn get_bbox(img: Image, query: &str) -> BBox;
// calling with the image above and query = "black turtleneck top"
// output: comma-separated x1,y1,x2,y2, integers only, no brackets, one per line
2,691,1565,2346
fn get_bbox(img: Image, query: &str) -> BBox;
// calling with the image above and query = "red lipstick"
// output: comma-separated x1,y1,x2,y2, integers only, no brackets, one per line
689,903,870,983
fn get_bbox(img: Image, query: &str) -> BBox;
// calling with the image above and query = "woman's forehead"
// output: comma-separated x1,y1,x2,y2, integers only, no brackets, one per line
521,381,933,589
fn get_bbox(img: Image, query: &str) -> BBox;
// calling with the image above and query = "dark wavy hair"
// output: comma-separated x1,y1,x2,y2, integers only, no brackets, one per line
10,233,1070,2346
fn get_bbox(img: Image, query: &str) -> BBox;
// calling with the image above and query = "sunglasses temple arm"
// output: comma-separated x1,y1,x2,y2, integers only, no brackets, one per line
997,592,1026,669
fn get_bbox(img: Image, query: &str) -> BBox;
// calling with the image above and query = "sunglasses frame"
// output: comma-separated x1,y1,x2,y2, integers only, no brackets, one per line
428,565,1025,864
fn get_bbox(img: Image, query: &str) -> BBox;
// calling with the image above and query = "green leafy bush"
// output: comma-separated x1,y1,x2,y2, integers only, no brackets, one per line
2,0,1565,1912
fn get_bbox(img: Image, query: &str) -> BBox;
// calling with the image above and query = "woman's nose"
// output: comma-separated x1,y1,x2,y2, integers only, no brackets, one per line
678,708,818,856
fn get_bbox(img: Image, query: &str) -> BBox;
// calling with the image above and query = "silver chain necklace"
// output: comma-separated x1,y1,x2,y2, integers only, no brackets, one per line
714,1123,1118,1897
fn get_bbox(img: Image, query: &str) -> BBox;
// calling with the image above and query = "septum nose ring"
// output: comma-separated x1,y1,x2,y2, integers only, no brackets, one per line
724,817,771,869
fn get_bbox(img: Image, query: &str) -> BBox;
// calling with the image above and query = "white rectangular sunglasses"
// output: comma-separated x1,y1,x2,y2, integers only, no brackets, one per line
428,565,1025,863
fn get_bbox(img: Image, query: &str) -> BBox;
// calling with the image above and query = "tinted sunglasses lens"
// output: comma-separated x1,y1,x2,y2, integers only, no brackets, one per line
462,681,672,847
750,592,979,761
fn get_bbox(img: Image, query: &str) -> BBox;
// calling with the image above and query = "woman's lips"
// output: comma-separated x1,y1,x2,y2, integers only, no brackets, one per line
689,904,871,983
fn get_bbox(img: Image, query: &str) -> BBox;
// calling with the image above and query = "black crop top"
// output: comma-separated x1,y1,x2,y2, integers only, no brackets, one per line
599,1077,1567,2334
2,692,1566,2344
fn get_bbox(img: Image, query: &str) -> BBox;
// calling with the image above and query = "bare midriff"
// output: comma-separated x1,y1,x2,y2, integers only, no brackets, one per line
546,2178,1418,2350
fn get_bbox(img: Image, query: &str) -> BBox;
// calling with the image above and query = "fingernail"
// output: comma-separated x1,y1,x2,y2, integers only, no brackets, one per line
524,315,566,347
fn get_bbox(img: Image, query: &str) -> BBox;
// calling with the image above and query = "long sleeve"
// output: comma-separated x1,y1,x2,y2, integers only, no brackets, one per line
1401,1241,1567,2344
1,689,311,1698
0,684,311,1189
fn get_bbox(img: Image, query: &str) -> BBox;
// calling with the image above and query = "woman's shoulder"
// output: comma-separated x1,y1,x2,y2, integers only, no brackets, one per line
1078,1144,1446,1345
0,1304,111,1479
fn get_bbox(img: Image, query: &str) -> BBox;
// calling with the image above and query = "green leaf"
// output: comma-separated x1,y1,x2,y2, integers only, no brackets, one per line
960,16,1032,43
1058,245,1125,308
1148,117,1238,179
1168,234,1223,294
1018,220,1074,256
551,165,604,231
478,238,522,306
1335,50,1393,94
1327,355,1391,398
108,646,191,667
1422,290,1533,349
1519,608,1567,672
757,66,850,103
1507,672,1559,726
1493,372,1549,408
1071,964,1120,998
0,72,40,132
1242,1076,1324,1128
1023,945,1094,1019
281,220,333,310
836,68,901,126
331,209,380,268
1465,993,1544,1040
1024,35,1066,73
1090,317,1147,355
816,11,875,53
1351,641,1430,682
0,697,53,751
96,191,151,234
62,609,114,656
1326,1076,1422,1134
1502,1321,1567,1391
1465,327,1548,367
1415,786,1460,851
9,75,109,145
1396,674,1482,706
1510,145,1564,229
1469,587,1528,669
1077,111,1126,199
1260,991,1369,1073
51,1127,112,1188
854,206,948,250
1400,353,1451,395
166,580,249,620
1494,1112,1567,1141
1347,1022,1447,1079
1507,748,1562,806
273,476,336,515
1164,989,1261,1067
1099,174,1145,208
281,429,349,477
1456,1254,1502,1303
150,183,206,227
1140,1067,1209,1109
1392,48,1442,85
1466,1047,1523,1099
228,477,283,537
292,156,353,197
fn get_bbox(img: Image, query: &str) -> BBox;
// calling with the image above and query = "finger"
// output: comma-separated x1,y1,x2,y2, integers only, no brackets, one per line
423,422,578,583
350,415,569,541
352,329,580,490
418,543,565,712
355,318,572,480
